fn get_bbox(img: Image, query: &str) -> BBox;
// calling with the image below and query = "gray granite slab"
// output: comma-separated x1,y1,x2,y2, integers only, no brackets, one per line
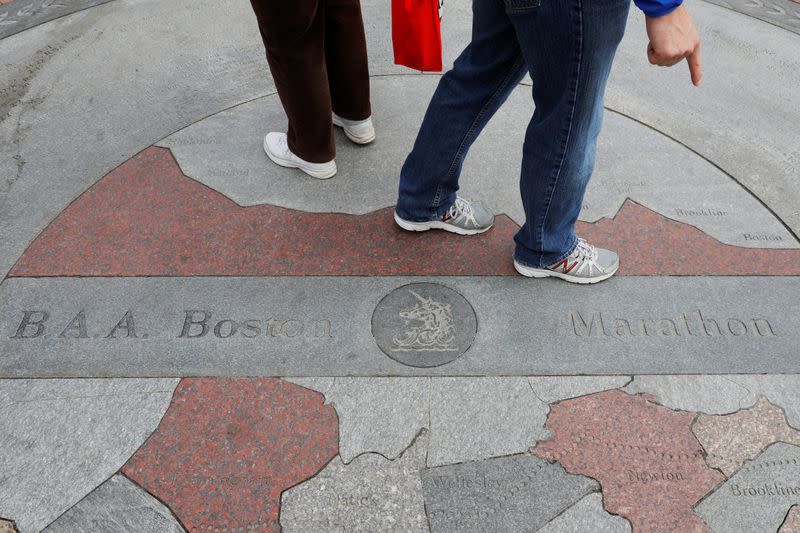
607,5,800,236
702,0,800,35
428,378,549,467
280,430,429,532
421,454,598,533
2,0,799,288
0,0,113,39
625,375,800,427
695,442,800,533
0,0,272,282
290,377,550,467
322,377,429,464
528,376,631,404
42,474,185,533
1,276,799,377
284,377,336,397
160,77,795,249
0,378,178,533
0,0,468,285
537,493,631,533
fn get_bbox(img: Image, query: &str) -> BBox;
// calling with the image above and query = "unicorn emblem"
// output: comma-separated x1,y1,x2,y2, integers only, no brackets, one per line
392,291,458,352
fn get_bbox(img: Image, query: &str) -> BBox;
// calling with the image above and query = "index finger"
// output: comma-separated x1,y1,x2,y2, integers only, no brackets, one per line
687,42,702,86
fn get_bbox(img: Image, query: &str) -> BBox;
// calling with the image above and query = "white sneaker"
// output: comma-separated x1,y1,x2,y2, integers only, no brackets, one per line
394,196,494,236
333,113,376,145
263,132,337,180
513,238,619,284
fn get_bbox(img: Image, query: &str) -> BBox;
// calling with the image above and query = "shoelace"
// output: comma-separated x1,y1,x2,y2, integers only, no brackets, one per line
574,238,597,261
447,197,479,227
276,134,289,151
570,238,599,274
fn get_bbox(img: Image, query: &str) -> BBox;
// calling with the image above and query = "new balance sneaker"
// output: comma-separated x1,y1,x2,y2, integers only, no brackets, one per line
513,238,619,284
394,196,494,236
263,132,337,180
332,113,376,145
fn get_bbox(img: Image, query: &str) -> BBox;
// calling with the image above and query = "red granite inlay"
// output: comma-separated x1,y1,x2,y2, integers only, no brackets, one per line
9,147,517,277
121,378,338,532
533,390,724,533
575,202,800,276
9,146,800,277
781,506,800,533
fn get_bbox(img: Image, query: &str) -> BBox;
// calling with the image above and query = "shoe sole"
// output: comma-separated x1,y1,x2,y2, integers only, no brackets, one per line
394,211,492,236
333,117,376,145
513,259,618,285
263,137,337,180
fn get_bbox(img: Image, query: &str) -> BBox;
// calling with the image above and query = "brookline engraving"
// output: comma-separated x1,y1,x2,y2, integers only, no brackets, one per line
392,291,458,352
730,483,800,496
675,207,728,217
570,309,775,338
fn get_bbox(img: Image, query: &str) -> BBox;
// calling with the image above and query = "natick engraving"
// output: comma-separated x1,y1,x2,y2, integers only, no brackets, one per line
569,309,775,338
392,291,459,352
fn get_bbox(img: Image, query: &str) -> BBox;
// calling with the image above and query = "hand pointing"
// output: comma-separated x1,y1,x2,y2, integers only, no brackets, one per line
645,5,702,86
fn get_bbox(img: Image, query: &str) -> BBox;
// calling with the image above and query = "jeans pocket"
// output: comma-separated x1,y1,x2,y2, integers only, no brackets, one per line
504,0,541,12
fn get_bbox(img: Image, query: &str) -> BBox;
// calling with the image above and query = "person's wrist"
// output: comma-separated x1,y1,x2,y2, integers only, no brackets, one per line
644,1,684,20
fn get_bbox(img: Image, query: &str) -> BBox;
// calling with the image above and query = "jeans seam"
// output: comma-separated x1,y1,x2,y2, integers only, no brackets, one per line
548,235,579,266
536,0,583,268
516,234,577,269
429,53,525,218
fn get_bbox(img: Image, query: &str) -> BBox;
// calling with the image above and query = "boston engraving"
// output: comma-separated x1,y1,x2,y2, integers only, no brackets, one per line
8,309,333,340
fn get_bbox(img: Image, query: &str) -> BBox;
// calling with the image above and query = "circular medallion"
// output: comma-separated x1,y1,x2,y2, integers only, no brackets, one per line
372,282,477,368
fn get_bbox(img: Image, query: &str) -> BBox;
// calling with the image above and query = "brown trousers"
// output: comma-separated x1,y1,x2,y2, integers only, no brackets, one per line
250,0,372,163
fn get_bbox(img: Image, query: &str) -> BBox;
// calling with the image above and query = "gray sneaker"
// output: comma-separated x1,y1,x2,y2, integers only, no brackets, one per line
394,196,494,235
513,238,619,284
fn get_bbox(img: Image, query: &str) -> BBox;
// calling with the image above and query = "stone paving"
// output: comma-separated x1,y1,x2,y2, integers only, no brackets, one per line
0,0,798,532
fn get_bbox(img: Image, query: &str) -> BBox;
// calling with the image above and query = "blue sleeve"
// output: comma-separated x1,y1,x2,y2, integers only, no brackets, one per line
633,0,683,17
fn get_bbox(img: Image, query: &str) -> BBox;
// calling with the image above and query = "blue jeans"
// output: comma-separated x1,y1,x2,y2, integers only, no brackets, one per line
396,0,631,267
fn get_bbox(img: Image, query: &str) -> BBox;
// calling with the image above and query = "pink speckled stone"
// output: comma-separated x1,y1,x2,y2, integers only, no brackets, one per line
9,146,800,278
574,200,800,276
8,147,517,277
533,390,724,533
780,506,800,532
693,396,800,477
121,378,338,532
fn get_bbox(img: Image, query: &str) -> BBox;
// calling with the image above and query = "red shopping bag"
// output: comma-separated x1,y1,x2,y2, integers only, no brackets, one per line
392,0,443,72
